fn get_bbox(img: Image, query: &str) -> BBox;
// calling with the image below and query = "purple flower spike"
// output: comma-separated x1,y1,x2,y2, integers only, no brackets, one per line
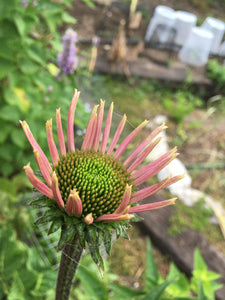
57,29,78,75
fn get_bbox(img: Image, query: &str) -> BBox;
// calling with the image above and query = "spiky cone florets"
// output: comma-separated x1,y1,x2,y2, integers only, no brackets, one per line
21,90,183,264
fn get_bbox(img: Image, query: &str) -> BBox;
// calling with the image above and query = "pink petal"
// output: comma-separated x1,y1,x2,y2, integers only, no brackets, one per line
99,102,113,153
131,175,171,204
127,137,161,173
123,123,167,167
65,189,83,216
20,120,52,173
83,213,94,225
23,163,53,199
131,148,178,186
56,108,66,156
114,120,148,160
81,105,98,151
46,119,59,166
107,114,127,155
96,213,133,222
93,100,105,152
114,184,132,213
51,171,65,209
33,149,52,187
67,90,80,152
128,198,176,213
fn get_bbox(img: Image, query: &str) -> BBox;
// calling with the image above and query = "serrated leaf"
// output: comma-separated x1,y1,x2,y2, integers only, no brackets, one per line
103,230,112,256
58,225,69,250
48,218,63,235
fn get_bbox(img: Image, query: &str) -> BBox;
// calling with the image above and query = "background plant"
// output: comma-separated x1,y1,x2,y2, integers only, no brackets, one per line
0,0,89,177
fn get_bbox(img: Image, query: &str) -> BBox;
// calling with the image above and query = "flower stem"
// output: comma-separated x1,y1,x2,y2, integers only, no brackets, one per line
55,234,83,300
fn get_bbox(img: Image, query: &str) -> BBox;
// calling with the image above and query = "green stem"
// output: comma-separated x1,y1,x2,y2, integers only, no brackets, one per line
55,234,83,300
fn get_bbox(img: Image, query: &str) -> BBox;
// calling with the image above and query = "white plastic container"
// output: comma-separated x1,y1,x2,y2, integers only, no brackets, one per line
145,5,175,43
201,17,225,54
174,11,197,46
178,27,213,66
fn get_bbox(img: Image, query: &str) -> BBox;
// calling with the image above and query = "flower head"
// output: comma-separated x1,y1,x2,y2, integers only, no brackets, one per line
57,29,78,74
21,90,183,267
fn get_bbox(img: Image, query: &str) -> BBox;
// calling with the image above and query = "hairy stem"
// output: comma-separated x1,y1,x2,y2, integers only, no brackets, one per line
55,234,83,300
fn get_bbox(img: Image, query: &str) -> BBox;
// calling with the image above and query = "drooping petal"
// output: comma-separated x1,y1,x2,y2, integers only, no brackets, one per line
20,120,52,173
81,105,98,151
128,198,176,213
46,119,59,166
107,114,127,155
127,137,161,173
65,189,83,216
24,163,53,199
33,149,52,187
113,120,148,160
56,108,66,156
92,99,105,152
131,148,178,186
123,123,167,167
96,213,133,222
67,89,80,152
83,213,94,225
99,102,113,153
51,171,64,209
131,175,171,204
114,184,132,213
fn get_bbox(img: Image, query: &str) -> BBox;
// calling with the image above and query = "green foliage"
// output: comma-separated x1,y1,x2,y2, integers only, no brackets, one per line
207,59,225,91
0,0,89,177
0,227,57,300
73,238,221,299
162,91,203,123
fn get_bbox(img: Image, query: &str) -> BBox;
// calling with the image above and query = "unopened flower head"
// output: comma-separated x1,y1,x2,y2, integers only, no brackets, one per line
57,29,78,74
21,90,183,226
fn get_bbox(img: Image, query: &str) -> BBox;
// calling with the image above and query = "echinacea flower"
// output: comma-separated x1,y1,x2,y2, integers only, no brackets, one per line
21,89,182,223
21,89,183,279
57,29,78,74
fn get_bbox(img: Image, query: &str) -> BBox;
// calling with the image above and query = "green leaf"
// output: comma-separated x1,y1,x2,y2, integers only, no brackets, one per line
142,280,175,300
13,12,26,36
18,56,40,75
108,283,145,299
145,238,159,290
0,57,15,79
11,128,27,149
0,178,17,196
0,0,15,19
0,105,20,122
194,249,207,271
0,121,12,143
61,11,76,24
48,218,63,235
77,265,108,300
7,272,25,300
27,44,46,66
198,280,207,300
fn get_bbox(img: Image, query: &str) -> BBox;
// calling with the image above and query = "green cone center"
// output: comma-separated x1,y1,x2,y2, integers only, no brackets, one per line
55,150,131,219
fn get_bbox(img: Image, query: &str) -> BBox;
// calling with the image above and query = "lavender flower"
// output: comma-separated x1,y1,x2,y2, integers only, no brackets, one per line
57,29,78,75
22,0,28,7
